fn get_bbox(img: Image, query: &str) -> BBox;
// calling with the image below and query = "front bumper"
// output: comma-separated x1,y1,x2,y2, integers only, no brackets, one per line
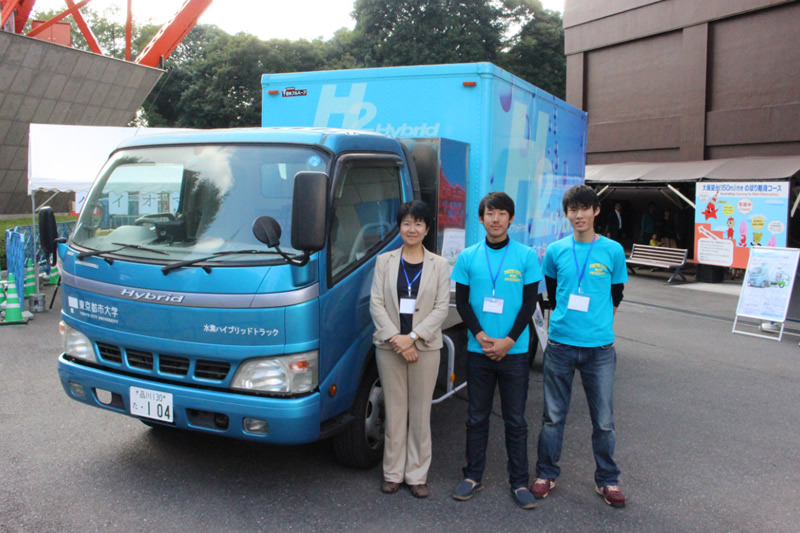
58,354,322,444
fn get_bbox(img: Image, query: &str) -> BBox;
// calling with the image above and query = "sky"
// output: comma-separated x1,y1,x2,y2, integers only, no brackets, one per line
29,0,565,42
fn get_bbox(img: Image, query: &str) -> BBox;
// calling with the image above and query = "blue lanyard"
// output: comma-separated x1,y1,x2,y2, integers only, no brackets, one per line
484,242,510,296
400,255,423,297
572,236,597,292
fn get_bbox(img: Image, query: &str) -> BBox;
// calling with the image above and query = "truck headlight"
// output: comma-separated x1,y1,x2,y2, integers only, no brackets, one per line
231,351,319,395
60,321,97,362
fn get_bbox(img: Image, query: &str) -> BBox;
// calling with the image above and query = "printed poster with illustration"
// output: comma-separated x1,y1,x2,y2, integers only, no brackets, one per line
694,181,789,269
736,247,799,322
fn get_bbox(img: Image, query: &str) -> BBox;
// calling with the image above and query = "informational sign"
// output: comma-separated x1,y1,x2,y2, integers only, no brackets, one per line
532,302,548,351
108,191,129,215
694,181,789,269
73,191,89,215
442,228,465,291
138,192,159,215
732,247,800,341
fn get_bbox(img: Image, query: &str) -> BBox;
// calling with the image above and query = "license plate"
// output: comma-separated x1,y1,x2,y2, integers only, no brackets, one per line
130,386,173,423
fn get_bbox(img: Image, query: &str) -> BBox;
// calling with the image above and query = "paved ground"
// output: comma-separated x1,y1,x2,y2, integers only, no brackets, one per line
1,271,799,532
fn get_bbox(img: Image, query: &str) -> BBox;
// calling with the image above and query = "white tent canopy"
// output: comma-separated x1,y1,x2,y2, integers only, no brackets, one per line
27,124,192,194
585,156,800,185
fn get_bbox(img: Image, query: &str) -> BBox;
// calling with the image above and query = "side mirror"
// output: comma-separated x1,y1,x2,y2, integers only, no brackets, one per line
39,206,59,266
252,216,282,247
291,171,329,252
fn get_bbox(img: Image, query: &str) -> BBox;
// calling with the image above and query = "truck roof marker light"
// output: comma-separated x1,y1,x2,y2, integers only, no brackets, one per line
463,81,477,87
329,385,337,397
267,90,280,95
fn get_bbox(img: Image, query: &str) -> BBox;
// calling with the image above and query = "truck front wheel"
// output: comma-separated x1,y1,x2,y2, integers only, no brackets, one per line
332,363,385,469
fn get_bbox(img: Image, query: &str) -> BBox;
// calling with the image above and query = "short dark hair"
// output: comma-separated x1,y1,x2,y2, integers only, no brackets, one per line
562,185,599,213
479,191,515,218
396,200,433,229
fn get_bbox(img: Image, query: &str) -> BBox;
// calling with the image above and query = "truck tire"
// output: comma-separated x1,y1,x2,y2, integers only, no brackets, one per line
332,363,385,469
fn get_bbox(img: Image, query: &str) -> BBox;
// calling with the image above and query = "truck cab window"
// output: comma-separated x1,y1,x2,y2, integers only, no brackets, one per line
329,162,401,278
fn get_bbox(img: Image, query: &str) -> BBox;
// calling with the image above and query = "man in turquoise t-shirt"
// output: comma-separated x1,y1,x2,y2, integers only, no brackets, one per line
530,185,628,508
450,192,542,510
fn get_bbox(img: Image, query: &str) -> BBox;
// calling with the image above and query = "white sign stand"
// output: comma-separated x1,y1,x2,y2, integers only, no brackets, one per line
732,247,800,342
532,302,548,352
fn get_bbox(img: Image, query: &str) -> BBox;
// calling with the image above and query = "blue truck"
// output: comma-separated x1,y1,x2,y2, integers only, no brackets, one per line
50,63,587,467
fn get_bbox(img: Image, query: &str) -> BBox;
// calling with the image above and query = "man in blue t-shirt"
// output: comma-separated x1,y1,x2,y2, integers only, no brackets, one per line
531,185,629,508
450,192,542,510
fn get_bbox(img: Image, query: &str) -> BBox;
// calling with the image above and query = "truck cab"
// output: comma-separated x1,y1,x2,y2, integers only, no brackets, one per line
56,127,416,467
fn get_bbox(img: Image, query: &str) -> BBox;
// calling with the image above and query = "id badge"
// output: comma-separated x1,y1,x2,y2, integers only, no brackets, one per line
399,298,416,314
483,297,504,314
567,293,590,312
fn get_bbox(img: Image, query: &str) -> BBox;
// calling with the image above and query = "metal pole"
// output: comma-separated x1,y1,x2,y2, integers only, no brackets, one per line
791,190,800,218
667,184,696,209
31,193,40,295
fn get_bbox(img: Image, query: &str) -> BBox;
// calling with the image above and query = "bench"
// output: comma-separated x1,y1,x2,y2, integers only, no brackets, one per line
626,244,688,284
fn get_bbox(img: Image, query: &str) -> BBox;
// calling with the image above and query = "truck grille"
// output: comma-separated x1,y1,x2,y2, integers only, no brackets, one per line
127,349,154,370
195,361,231,381
159,355,190,376
92,342,230,383
96,342,122,364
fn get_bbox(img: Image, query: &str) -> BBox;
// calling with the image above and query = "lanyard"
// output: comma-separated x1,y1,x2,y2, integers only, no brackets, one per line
400,255,423,297
572,236,597,292
484,242,510,296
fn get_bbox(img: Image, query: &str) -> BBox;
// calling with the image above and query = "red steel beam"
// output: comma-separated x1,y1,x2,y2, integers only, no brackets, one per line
125,0,132,61
1,0,21,29
13,0,37,33
27,0,92,37
64,0,102,54
135,0,213,67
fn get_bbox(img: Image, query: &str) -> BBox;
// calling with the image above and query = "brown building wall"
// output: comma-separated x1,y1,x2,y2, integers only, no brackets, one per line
565,0,800,164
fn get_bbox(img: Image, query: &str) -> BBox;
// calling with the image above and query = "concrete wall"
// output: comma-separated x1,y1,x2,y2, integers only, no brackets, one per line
0,31,162,215
564,0,800,164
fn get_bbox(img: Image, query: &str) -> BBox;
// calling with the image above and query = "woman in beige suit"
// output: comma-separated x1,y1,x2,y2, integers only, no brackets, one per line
369,200,451,499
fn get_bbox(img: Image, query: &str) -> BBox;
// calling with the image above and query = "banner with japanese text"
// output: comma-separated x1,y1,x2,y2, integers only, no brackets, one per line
694,181,789,269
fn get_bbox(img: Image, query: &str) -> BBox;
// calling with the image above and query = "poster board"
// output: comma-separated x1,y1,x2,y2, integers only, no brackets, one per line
732,247,800,341
532,302,548,352
694,182,790,269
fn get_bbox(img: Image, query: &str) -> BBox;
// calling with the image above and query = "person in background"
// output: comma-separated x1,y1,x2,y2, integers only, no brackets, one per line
531,185,629,509
369,200,451,499
605,202,624,243
640,203,655,245
450,192,542,510
660,208,677,248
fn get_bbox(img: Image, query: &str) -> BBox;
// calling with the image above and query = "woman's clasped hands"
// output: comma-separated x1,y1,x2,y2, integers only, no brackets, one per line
389,334,419,363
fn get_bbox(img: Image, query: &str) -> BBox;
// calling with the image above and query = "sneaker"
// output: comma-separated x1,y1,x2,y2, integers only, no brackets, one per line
452,479,483,501
511,487,537,510
530,478,556,499
595,485,626,508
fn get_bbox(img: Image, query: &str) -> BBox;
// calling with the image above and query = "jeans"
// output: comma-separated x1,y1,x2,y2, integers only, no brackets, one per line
535,340,620,486
462,351,530,489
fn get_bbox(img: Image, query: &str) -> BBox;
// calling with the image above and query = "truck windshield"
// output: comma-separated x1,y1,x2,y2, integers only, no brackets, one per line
71,144,329,263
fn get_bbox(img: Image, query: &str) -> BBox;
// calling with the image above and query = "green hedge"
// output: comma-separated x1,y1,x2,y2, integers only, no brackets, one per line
1,216,76,271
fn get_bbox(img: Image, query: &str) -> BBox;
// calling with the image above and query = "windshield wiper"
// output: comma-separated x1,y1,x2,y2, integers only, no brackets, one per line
77,242,168,264
161,249,280,274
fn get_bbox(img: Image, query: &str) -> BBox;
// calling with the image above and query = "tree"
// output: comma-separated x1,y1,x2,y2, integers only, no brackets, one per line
144,28,330,128
499,3,566,98
141,24,231,127
351,0,507,66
